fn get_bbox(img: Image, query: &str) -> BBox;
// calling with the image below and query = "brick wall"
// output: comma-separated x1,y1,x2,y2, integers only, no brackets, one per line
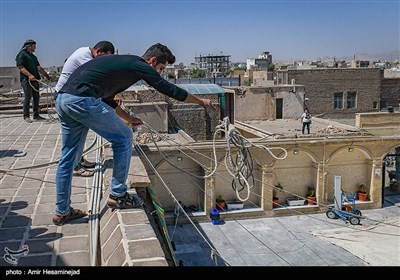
288,68,383,118
381,78,400,109
123,89,219,141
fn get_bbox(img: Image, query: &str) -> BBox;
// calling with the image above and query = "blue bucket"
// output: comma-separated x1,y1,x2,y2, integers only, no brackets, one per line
210,208,220,225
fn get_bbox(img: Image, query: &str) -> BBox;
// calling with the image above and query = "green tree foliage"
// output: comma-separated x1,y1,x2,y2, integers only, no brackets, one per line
191,69,206,78
267,63,275,71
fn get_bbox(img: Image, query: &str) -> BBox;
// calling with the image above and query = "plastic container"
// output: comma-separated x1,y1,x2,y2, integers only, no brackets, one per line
210,208,220,225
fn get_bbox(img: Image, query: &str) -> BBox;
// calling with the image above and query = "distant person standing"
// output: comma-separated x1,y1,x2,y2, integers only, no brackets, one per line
16,39,51,123
301,108,312,134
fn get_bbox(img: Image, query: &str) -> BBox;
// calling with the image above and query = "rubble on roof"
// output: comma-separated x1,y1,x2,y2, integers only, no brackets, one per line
274,124,373,139
135,132,163,144
313,125,373,136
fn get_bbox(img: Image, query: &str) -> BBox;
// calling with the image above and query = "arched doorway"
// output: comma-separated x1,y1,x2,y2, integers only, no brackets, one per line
382,146,400,204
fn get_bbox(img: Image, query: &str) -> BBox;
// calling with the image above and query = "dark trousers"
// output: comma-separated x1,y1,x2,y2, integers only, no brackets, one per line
21,79,40,118
302,122,310,134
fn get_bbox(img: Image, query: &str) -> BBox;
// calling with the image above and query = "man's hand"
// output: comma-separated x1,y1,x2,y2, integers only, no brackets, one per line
202,98,212,107
114,95,124,107
129,115,143,126
201,98,217,112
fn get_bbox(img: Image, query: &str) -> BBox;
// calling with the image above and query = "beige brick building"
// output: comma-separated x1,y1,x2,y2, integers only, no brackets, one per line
285,68,400,118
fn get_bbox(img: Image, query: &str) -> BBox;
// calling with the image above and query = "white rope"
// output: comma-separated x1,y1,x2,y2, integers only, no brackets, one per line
136,143,231,266
29,79,58,122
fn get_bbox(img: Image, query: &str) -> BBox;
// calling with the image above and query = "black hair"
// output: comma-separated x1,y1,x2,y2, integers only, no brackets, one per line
142,43,175,65
93,41,115,54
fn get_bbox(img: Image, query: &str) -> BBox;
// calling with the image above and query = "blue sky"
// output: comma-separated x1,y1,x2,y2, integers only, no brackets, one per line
1,0,399,67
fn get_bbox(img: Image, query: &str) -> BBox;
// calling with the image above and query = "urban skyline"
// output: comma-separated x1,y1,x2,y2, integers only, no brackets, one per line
1,0,399,67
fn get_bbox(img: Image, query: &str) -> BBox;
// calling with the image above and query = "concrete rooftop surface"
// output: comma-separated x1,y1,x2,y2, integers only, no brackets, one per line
168,199,400,266
237,117,368,139
0,113,169,267
0,114,93,266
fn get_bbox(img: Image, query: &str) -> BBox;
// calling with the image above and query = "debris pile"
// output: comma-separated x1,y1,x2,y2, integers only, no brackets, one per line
134,132,163,144
313,125,373,137
315,125,349,134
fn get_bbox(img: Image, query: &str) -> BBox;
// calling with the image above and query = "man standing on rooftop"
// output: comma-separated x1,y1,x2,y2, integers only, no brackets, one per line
55,40,116,178
16,39,51,123
52,43,213,226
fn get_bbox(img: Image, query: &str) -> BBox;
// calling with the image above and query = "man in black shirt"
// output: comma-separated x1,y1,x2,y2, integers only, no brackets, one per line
53,43,212,225
16,39,51,123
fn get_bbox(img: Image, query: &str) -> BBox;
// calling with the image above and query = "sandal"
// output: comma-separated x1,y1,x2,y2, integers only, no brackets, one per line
73,168,94,177
107,192,144,209
52,208,87,226
80,159,96,169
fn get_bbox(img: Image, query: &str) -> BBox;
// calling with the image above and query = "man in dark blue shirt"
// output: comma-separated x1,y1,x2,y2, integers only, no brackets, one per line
16,39,51,123
53,43,212,225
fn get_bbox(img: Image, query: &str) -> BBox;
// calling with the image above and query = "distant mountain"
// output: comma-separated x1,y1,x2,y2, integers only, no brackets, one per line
338,50,400,62
271,50,399,64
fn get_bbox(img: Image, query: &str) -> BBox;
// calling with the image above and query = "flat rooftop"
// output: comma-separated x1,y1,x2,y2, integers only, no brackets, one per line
236,117,372,139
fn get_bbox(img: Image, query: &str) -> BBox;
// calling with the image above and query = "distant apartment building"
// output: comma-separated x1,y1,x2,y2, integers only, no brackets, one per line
246,51,272,70
194,53,231,78
163,64,185,79
351,59,370,68
246,51,274,86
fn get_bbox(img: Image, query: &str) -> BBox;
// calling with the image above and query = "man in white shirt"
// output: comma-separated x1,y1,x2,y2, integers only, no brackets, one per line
301,108,312,134
55,41,115,176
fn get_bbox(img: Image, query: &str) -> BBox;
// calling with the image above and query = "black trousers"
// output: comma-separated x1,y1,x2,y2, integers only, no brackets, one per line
21,79,40,118
302,122,310,134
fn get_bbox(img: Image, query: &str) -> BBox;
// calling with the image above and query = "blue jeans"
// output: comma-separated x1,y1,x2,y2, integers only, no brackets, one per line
302,121,310,134
55,93,133,215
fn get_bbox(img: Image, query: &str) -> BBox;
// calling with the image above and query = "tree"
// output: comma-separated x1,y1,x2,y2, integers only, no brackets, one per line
191,69,206,78
267,63,275,71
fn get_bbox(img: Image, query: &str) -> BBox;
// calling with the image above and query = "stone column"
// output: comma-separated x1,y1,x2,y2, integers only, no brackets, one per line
262,165,274,211
204,176,214,214
370,158,383,207
316,162,326,205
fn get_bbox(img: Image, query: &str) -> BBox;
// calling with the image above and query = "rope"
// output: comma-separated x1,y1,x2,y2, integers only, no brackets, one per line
136,143,231,266
136,116,287,203
0,135,99,173
29,79,58,122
